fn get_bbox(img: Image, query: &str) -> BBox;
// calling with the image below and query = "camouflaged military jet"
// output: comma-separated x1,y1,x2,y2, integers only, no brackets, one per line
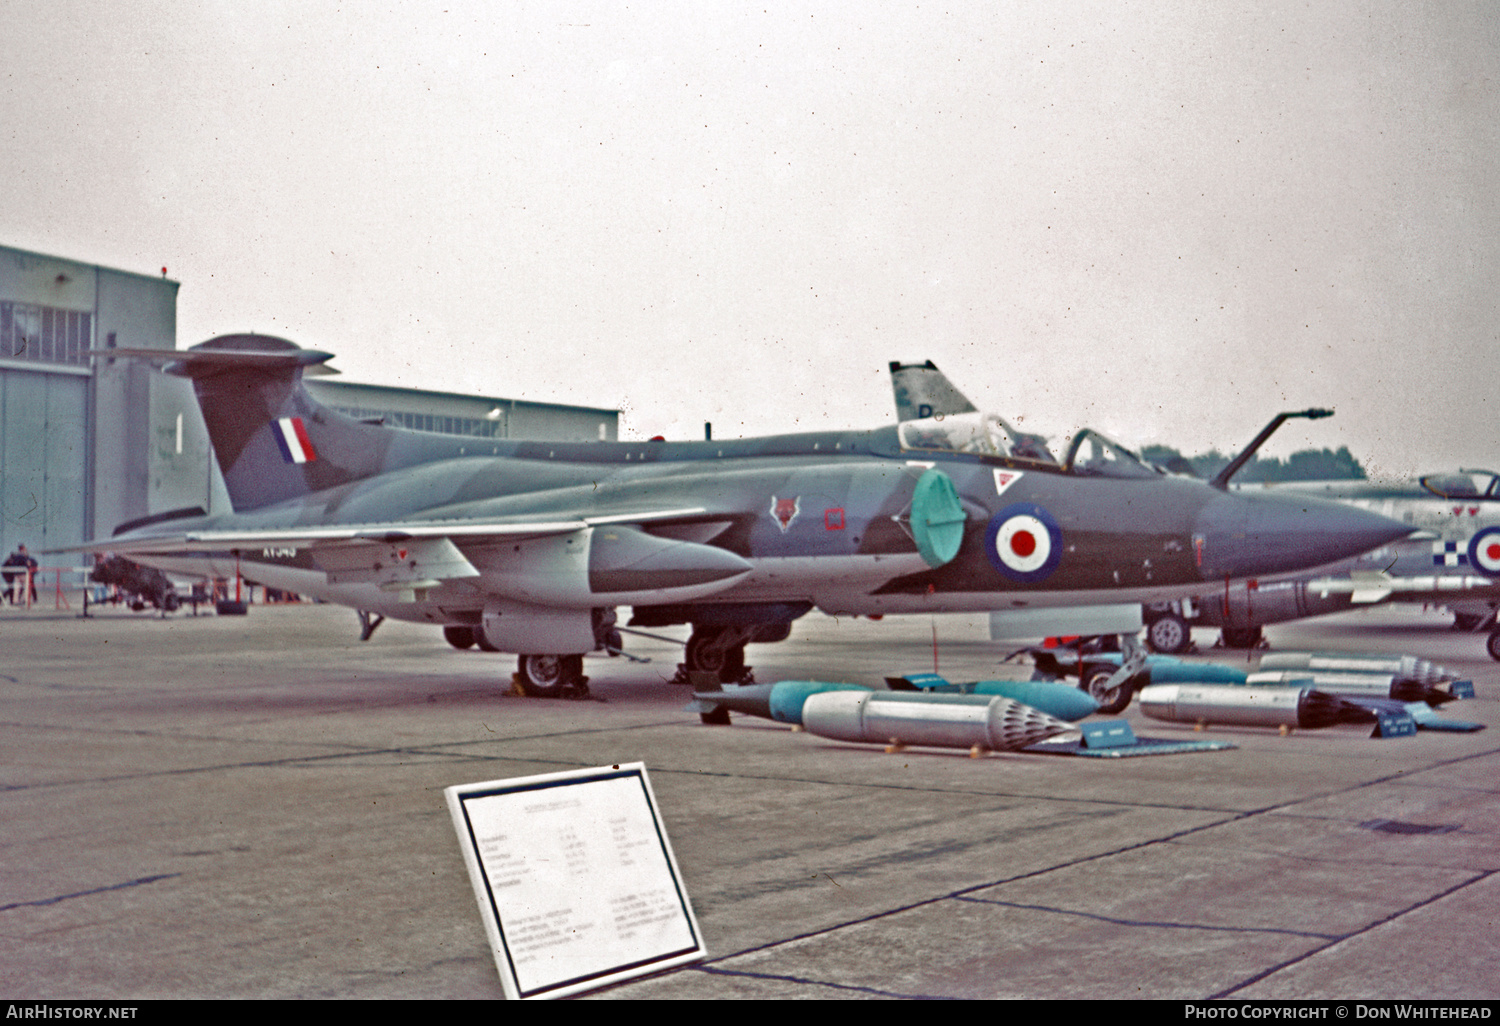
81,335,1411,696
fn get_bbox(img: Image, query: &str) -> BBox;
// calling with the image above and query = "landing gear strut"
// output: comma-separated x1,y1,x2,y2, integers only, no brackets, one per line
1220,625,1263,650
1454,610,1497,632
1078,634,1148,715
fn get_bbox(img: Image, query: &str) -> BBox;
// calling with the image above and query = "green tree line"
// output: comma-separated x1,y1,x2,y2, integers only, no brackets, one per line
1138,444,1366,482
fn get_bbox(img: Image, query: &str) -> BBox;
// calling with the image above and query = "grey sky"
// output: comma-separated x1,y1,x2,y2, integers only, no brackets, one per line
5,1,1496,477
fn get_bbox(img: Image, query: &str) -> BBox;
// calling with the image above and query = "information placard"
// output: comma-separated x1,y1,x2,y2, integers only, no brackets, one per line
445,763,705,999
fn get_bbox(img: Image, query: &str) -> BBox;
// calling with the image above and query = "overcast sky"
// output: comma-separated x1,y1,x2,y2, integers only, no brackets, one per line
4,1,1496,477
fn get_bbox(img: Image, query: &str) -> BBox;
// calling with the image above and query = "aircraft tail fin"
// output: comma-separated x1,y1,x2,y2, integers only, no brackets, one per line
889,360,978,422
106,334,396,512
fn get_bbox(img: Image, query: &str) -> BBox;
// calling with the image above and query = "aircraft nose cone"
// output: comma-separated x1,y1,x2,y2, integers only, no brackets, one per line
1193,491,1412,580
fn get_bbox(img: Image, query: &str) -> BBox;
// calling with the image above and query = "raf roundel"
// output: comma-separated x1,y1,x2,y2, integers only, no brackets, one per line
985,503,1064,583
1467,526,1500,577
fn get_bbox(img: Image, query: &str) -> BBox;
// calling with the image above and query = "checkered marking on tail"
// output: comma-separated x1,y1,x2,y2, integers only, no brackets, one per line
1433,541,1468,568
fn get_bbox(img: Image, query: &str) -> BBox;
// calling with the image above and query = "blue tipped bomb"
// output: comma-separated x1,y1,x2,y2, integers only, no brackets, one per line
690,675,1097,727
1022,647,1250,714
963,680,1100,721
688,681,874,725
886,672,1101,721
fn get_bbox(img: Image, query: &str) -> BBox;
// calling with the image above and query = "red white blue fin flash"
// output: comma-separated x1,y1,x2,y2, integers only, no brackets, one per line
273,417,318,464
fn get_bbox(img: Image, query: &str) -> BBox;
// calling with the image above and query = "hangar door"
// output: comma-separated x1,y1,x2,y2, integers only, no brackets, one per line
0,367,88,561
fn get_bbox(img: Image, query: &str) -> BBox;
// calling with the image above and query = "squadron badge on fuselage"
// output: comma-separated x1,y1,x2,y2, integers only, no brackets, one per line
770,495,801,533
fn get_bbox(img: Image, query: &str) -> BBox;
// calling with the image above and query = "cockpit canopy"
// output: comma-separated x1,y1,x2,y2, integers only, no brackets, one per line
1420,471,1500,500
897,412,1161,479
898,412,1048,461
1062,429,1163,479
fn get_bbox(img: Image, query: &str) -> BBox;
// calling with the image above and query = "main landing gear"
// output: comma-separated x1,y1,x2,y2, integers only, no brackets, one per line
1082,666,1136,716
682,627,751,684
441,625,592,698
514,653,587,698
676,623,791,686
676,623,788,724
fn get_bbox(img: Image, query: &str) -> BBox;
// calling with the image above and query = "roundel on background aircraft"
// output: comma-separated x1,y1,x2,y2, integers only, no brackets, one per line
985,503,1063,583
1467,527,1500,577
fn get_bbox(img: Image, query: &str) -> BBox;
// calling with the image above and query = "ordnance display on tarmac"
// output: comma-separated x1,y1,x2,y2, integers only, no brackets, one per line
688,676,1097,727
1126,645,1482,735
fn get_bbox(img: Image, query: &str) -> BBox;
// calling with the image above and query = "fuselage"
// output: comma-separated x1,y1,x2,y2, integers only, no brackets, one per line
126,422,1412,627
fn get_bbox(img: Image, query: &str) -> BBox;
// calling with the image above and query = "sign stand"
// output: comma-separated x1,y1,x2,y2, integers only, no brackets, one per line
445,763,705,999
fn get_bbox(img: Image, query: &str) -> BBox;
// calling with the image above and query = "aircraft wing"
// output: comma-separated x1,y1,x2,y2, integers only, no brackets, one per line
84,507,714,554
70,507,732,593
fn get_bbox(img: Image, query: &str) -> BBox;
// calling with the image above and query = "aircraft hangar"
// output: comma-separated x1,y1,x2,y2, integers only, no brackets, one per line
0,243,618,568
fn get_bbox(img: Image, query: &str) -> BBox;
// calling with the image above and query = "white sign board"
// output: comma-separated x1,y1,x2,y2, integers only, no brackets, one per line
445,763,705,999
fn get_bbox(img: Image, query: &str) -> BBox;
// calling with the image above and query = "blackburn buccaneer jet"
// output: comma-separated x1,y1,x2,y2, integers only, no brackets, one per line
73,336,1411,696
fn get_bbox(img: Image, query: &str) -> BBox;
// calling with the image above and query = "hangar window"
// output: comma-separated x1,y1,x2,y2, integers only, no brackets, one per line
1,302,92,368
326,403,506,439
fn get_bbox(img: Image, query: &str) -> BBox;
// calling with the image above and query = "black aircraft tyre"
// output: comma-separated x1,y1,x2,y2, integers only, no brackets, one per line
685,628,748,683
684,629,725,674
516,653,584,697
1487,629,1500,663
1083,668,1134,715
1220,625,1263,649
443,625,476,650
1145,613,1190,655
